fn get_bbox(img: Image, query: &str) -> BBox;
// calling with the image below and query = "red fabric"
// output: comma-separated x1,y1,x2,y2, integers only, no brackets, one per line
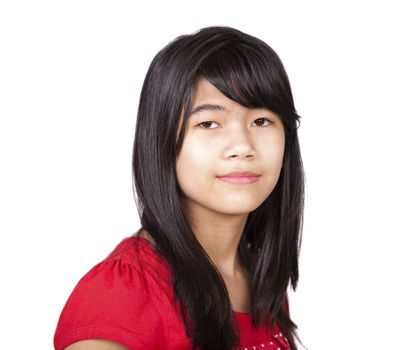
54,236,290,350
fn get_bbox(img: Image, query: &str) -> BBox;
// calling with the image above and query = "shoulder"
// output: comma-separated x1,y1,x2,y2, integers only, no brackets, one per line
53,235,173,350
71,235,168,300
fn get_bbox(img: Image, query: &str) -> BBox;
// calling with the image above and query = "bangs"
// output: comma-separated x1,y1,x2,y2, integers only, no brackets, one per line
195,41,291,114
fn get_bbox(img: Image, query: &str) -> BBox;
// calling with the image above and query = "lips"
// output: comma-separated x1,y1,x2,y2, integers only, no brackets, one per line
217,171,260,177
216,171,261,184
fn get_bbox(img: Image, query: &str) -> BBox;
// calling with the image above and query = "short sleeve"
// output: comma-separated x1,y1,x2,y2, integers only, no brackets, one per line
53,257,166,350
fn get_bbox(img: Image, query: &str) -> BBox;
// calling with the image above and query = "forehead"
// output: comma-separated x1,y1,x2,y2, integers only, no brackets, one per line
190,77,235,109
177,77,232,128
192,76,223,99
187,77,248,121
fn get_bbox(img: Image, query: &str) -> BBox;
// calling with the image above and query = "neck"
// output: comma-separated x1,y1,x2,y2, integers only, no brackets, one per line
183,201,248,278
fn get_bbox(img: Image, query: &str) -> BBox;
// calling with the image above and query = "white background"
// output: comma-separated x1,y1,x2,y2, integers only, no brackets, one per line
1,1,401,349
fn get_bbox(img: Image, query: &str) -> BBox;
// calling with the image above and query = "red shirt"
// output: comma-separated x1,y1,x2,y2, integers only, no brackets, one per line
54,236,290,350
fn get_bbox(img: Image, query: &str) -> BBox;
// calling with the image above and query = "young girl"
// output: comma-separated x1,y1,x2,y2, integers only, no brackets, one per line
53,26,306,350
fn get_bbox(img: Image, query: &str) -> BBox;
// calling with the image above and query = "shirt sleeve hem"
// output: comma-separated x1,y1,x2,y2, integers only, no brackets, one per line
54,325,147,350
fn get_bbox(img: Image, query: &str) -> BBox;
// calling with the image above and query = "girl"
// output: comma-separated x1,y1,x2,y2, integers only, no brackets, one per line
53,25,306,350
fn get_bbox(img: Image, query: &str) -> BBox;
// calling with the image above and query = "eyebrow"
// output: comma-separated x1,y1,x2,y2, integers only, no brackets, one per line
188,103,229,117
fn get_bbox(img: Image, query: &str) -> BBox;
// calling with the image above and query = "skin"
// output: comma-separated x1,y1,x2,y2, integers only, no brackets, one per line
175,76,285,281
64,338,129,350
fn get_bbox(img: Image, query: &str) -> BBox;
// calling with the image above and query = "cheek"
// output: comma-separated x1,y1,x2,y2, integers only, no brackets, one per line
258,132,284,164
175,138,212,190
266,140,285,168
177,136,211,169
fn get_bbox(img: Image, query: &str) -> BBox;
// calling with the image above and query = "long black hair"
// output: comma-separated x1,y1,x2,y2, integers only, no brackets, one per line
132,25,305,350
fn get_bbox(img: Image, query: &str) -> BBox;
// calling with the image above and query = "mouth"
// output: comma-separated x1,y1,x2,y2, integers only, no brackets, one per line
218,171,260,177
216,175,260,184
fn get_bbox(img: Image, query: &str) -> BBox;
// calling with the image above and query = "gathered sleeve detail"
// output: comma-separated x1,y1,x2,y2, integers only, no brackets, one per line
53,256,167,350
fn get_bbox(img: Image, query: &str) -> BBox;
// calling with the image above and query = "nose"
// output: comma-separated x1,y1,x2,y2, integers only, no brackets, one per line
223,127,255,160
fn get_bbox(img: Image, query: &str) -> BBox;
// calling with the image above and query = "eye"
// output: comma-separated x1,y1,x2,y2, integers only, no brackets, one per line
197,121,219,129
252,118,272,127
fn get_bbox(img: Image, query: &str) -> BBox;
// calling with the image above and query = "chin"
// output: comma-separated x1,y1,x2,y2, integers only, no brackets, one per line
214,202,262,215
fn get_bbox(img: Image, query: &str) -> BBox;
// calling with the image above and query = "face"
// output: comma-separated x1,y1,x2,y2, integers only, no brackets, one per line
175,76,285,217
